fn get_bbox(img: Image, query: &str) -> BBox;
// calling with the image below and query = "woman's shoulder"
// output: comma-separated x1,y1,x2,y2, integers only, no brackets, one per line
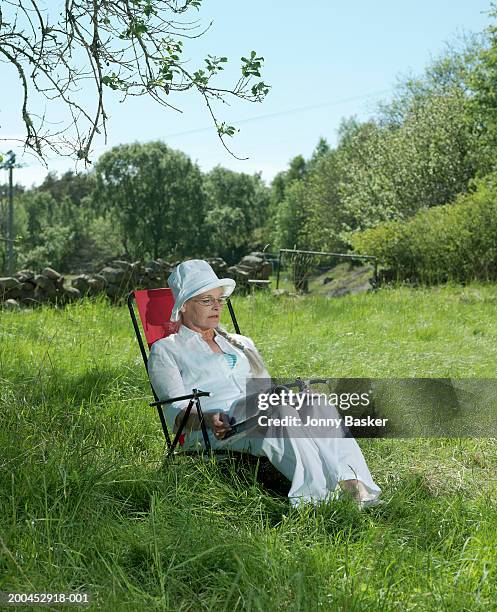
149,333,182,357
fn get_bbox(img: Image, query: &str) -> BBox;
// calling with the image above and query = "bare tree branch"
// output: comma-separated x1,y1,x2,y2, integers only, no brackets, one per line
0,0,270,163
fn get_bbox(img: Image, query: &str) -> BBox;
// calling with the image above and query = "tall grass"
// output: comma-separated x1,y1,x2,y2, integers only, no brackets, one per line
1,285,496,610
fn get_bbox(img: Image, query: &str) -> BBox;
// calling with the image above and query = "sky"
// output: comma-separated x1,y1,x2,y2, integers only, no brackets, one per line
0,0,493,187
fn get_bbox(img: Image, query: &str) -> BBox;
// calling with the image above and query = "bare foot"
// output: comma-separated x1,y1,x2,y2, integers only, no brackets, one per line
339,479,362,501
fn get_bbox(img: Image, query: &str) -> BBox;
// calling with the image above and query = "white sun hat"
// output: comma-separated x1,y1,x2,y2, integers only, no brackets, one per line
168,259,236,322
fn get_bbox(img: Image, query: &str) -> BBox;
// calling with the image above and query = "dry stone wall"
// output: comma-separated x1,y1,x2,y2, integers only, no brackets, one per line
0,253,273,309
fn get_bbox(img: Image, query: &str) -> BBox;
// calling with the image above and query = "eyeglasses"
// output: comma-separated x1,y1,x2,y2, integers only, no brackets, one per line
192,296,228,307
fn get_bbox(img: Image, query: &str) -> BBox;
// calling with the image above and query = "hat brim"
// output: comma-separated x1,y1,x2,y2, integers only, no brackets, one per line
170,277,236,322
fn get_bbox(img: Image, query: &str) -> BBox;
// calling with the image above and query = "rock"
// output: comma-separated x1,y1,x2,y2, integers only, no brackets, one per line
145,260,163,273
3,298,20,310
41,267,62,281
87,278,102,295
71,274,91,294
34,274,57,295
228,267,250,279
105,283,122,299
14,269,35,282
261,262,272,279
62,286,81,302
18,282,35,296
239,255,264,269
18,283,35,305
326,286,349,298
143,276,162,289
34,286,49,301
236,264,254,274
88,275,107,293
100,266,127,284
206,257,228,274
5,286,22,299
0,277,21,291
130,262,144,281
58,275,65,287
0,277,22,299
111,260,133,271
248,251,268,259
155,257,172,266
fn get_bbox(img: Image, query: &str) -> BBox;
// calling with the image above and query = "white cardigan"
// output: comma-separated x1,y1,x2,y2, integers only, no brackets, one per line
147,324,271,434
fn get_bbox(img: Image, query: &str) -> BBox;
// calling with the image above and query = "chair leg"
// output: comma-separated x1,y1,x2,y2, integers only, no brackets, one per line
167,399,195,457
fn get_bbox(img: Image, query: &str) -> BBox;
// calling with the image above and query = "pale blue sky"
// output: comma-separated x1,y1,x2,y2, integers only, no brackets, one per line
0,0,493,187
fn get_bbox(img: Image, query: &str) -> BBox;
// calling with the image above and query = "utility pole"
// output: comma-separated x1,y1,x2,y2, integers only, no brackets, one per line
1,151,20,275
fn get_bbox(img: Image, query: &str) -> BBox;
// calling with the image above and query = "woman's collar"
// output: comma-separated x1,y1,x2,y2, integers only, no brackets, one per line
178,324,217,342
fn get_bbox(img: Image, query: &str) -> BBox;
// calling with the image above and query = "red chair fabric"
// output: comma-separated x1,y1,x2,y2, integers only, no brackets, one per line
133,288,180,348
132,287,184,445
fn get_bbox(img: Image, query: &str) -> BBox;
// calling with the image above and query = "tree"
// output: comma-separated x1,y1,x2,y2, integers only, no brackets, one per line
203,166,270,262
14,190,74,271
300,149,348,252
94,141,206,259
266,154,308,248
469,5,497,174
273,179,309,250
37,171,95,206
0,0,269,162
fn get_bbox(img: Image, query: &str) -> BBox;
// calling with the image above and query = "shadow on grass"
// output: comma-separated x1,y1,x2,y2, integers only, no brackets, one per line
10,364,144,407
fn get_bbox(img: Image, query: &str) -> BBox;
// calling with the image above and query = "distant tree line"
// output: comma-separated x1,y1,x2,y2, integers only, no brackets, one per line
0,145,270,273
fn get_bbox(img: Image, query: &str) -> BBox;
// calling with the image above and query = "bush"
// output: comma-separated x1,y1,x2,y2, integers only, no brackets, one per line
18,225,74,272
350,172,497,284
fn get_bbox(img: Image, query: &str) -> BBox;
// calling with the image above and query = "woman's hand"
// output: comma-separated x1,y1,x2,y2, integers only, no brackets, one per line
204,412,232,440
174,408,231,440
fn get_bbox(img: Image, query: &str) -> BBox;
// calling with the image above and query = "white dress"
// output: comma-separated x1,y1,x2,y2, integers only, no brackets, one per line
147,325,381,507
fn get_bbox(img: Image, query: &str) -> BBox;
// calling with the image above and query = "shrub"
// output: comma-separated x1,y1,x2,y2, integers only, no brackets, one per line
350,172,497,284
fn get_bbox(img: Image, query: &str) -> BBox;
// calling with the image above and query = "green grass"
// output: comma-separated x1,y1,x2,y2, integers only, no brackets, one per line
1,284,496,610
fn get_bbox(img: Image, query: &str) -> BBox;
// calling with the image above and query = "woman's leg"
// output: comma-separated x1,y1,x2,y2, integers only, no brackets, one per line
197,403,332,506
222,398,381,506
184,399,381,506
299,393,382,502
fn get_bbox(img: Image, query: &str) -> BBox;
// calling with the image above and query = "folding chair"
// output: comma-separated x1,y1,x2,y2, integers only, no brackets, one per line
127,287,242,457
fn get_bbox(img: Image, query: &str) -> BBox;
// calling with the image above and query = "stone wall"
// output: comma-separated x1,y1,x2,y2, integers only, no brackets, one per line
226,252,272,292
0,253,274,309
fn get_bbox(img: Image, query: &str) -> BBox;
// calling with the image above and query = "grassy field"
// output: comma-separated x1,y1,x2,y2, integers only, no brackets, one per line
1,284,496,610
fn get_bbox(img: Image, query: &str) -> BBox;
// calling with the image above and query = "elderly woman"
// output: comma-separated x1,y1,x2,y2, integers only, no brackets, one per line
148,259,382,509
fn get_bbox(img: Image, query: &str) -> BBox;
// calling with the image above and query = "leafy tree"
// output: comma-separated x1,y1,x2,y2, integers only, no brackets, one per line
469,5,497,174
376,35,481,129
0,0,269,162
300,149,348,252
267,154,308,248
307,137,331,171
270,140,330,250
336,89,479,232
13,191,75,271
297,38,486,254
203,166,270,262
94,141,206,260
38,171,95,206
273,180,309,250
